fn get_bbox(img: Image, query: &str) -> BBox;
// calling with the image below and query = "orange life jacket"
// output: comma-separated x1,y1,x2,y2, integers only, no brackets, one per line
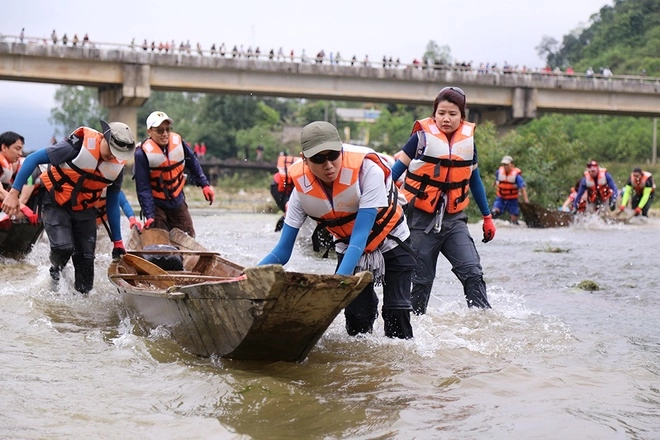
276,155,300,193
0,153,15,188
40,127,126,211
289,145,404,253
140,134,186,200
584,168,613,203
630,171,655,196
401,118,475,214
496,166,521,199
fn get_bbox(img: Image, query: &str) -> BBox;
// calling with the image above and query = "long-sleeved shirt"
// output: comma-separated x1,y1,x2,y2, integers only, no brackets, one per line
133,137,209,218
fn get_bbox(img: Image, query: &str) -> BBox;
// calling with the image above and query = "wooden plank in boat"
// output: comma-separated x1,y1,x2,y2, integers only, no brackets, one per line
127,249,220,256
121,254,174,288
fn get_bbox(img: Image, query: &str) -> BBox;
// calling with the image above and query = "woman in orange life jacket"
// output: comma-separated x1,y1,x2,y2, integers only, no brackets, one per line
2,121,136,294
0,131,39,225
574,160,618,213
258,121,416,339
618,167,655,217
389,86,495,314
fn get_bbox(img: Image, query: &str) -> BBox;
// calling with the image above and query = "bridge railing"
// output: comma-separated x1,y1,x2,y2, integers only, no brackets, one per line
3,32,659,85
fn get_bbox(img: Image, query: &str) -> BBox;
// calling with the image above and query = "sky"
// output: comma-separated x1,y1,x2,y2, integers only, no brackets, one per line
1,0,611,150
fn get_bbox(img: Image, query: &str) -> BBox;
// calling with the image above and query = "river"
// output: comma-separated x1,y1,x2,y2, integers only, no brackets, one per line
1,211,659,439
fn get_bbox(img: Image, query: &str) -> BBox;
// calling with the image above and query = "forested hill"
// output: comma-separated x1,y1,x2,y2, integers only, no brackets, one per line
540,0,660,75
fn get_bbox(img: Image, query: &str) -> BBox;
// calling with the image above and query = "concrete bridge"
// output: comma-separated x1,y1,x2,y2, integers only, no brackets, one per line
1,41,660,137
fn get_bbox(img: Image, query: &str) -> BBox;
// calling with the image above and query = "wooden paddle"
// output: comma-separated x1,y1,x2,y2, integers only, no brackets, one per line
121,254,175,288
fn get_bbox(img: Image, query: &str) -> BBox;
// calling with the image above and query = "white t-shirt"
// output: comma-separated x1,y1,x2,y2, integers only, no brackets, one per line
285,159,409,253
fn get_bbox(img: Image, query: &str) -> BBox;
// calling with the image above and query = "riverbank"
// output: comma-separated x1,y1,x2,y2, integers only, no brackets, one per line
122,185,278,214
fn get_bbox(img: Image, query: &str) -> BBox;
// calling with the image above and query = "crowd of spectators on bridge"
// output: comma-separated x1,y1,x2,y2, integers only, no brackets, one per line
6,29,656,80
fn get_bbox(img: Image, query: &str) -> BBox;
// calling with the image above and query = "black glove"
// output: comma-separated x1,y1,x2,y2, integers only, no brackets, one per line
274,215,285,232
609,197,617,211
112,240,126,260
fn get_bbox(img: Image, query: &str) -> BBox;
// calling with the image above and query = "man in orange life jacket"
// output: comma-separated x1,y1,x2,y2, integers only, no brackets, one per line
574,160,618,213
491,155,529,225
134,111,215,238
618,167,655,217
2,121,136,294
0,131,40,225
258,121,416,339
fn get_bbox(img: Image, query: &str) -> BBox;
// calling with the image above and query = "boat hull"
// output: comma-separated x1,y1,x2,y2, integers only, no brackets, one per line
520,202,574,228
0,222,44,258
108,228,372,362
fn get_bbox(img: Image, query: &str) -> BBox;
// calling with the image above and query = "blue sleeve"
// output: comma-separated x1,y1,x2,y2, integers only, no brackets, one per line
574,180,586,209
134,148,156,219
336,208,377,276
105,188,122,241
258,223,299,265
118,191,135,218
469,171,491,216
391,160,408,182
183,140,210,187
11,149,49,191
606,173,618,199
400,134,418,160
516,175,526,188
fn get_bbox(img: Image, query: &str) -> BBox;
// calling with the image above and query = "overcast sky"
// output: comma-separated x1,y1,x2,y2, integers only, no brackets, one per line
2,0,611,147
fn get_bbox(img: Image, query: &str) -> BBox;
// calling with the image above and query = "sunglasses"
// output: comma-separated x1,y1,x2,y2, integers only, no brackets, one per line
440,86,465,97
112,137,134,149
151,126,172,135
308,150,341,164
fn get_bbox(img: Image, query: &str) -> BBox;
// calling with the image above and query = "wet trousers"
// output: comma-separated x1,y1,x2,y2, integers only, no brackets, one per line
337,242,415,339
42,192,98,294
153,199,196,237
631,192,654,217
408,209,491,313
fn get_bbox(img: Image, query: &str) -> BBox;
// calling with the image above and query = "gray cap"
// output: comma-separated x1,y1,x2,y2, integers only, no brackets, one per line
100,120,136,161
501,155,513,165
300,121,342,158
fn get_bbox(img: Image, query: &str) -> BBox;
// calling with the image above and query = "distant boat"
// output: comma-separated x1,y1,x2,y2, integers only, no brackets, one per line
520,202,632,228
519,202,574,228
107,228,372,362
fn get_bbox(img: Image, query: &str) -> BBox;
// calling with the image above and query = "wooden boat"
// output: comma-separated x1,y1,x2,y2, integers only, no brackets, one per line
520,202,575,228
520,202,633,228
0,216,44,258
107,228,372,362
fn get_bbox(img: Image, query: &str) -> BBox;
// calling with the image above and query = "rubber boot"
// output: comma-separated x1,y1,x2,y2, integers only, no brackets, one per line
410,283,432,315
382,309,413,339
49,248,73,291
345,318,374,336
464,275,491,309
344,287,378,336
72,254,95,295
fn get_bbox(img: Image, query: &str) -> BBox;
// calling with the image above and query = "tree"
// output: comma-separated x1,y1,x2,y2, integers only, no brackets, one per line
535,36,559,67
49,86,107,137
423,40,452,65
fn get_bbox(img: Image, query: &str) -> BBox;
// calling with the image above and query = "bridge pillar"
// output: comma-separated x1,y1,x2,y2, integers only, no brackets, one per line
511,87,537,122
98,64,151,138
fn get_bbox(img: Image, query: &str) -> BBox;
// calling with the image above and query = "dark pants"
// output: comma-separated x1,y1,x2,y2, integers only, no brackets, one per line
408,209,491,313
42,191,98,294
337,242,415,339
153,199,196,237
632,192,654,217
